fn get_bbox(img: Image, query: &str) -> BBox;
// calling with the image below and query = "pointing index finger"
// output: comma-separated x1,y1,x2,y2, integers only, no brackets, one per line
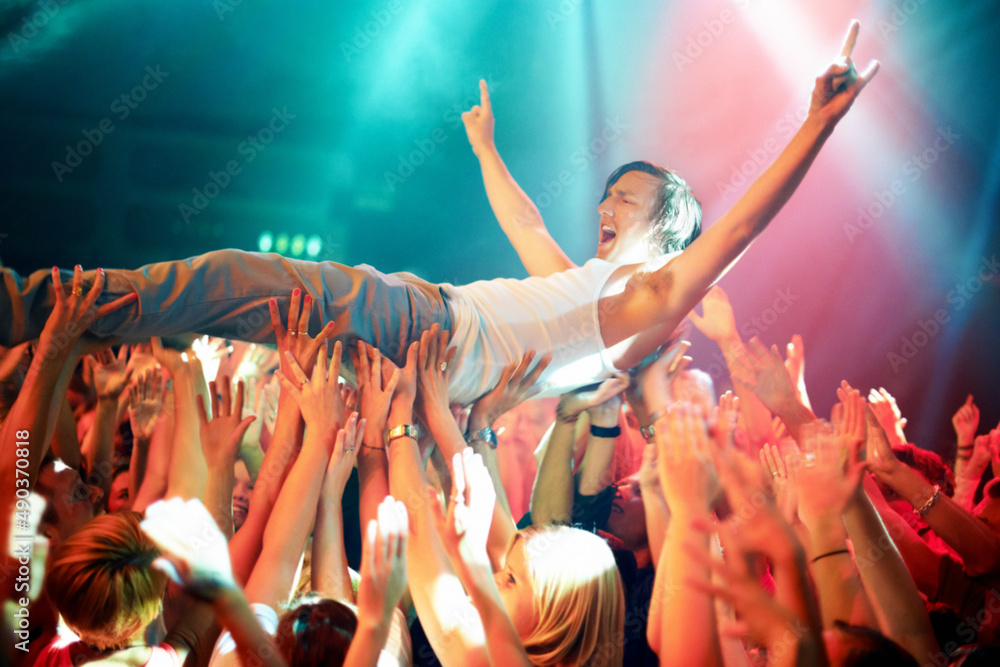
479,79,491,113
839,19,859,59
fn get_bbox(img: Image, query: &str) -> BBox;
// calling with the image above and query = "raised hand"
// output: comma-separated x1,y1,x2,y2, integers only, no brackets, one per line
864,393,902,481
41,265,137,358
655,403,718,517
234,343,279,382
712,389,739,450
275,341,345,433
461,79,495,158
90,345,134,401
356,496,409,625
728,337,801,416
321,414,364,502
868,387,907,447
415,323,456,416
140,497,237,600
795,422,867,530
354,341,401,441
626,340,692,414
687,285,738,344
197,374,256,470
687,522,813,651
269,288,334,380
150,336,192,378
808,20,879,126
760,441,799,525
951,395,980,449
128,367,164,440
429,448,497,571
468,350,551,431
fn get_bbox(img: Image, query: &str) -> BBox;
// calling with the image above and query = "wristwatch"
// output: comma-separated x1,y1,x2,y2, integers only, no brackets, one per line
465,427,498,449
386,424,421,444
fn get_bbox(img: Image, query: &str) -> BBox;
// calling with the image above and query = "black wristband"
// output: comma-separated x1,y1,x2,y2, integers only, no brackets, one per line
589,424,621,439
811,549,850,564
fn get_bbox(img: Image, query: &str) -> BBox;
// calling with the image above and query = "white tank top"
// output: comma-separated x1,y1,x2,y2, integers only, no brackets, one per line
442,258,625,405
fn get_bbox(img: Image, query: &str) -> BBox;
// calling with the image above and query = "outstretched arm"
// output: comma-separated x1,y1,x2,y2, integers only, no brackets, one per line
463,79,575,277
599,22,879,368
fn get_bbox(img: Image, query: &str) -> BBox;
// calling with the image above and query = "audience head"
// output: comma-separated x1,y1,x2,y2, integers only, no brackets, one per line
36,456,105,549
606,473,650,554
274,597,358,667
233,459,253,531
106,460,132,513
499,525,625,666
45,511,166,650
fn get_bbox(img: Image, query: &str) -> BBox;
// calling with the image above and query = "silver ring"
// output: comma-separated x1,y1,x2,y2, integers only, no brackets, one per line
288,331,298,337
297,330,308,336
439,361,448,372
771,472,779,477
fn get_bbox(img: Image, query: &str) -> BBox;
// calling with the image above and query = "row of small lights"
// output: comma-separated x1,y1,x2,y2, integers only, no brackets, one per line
257,231,323,258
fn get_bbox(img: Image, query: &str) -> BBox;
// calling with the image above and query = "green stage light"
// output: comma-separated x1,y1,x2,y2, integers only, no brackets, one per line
258,231,274,252
275,233,289,253
306,235,322,258
291,234,306,257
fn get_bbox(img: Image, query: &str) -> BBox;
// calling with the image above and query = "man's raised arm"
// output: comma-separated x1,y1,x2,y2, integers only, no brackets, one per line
600,21,879,369
463,79,576,277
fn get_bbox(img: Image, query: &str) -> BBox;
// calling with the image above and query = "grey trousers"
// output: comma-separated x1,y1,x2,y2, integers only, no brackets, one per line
0,249,451,366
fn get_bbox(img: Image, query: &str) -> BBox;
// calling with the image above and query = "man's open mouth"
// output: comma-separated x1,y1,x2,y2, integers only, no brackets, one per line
600,225,617,244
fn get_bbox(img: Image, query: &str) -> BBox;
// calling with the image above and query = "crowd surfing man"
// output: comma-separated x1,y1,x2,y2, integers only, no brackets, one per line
0,23,878,405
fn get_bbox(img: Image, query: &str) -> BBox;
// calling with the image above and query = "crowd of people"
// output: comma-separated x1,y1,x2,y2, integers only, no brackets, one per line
2,18,998,667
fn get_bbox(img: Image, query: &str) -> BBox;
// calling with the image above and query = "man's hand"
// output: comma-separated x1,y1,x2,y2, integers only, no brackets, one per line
808,20,879,127
461,79,495,158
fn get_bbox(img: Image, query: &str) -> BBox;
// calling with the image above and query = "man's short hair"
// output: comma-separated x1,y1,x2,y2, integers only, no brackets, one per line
601,160,702,254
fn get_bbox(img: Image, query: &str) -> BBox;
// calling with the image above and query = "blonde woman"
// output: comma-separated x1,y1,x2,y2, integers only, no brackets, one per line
357,328,625,666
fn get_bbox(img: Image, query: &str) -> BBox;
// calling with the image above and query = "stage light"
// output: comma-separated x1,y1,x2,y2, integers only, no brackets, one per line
291,234,306,257
306,235,322,258
258,231,274,252
275,233,289,253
